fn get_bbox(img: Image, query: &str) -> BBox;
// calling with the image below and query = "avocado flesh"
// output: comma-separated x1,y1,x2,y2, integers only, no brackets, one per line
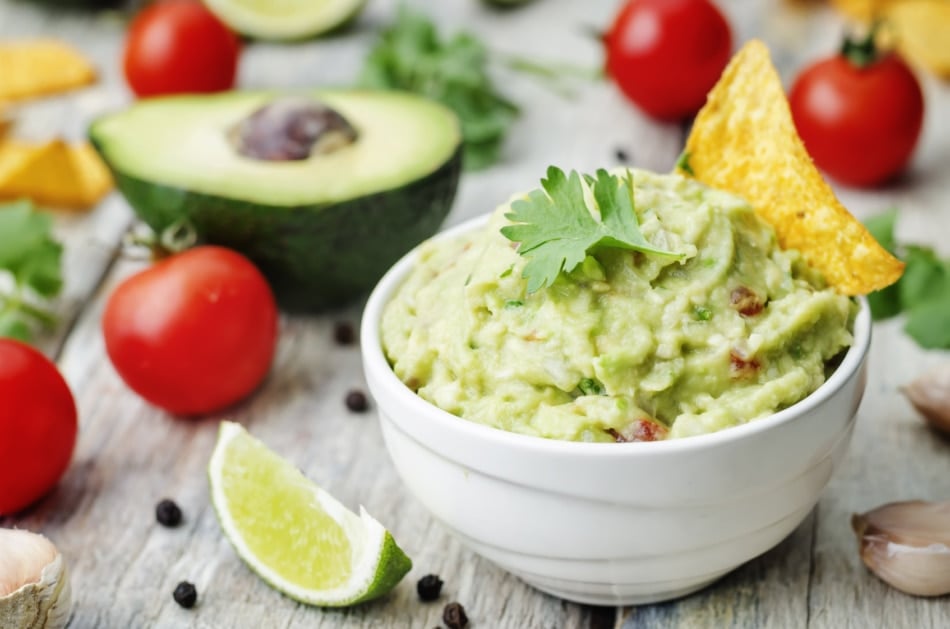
90,90,463,311
91,91,460,206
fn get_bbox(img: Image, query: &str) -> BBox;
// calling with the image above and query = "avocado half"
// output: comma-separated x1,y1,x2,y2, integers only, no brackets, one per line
90,90,462,311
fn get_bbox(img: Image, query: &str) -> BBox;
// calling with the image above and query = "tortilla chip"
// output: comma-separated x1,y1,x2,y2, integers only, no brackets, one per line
681,40,904,296
0,40,96,101
0,140,45,185
830,0,890,21
0,139,112,209
887,1,950,78
0,103,11,138
70,142,113,207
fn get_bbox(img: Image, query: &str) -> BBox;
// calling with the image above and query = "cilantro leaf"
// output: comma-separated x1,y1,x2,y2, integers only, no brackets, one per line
864,207,898,253
905,297,950,349
863,208,902,320
863,208,950,349
358,8,519,170
675,151,694,177
899,245,950,309
0,200,63,343
501,167,684,292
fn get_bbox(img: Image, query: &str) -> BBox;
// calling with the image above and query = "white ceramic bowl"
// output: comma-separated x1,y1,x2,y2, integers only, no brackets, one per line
361,215,871,606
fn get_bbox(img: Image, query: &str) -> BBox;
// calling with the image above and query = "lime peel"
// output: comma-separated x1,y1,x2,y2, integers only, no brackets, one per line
203,0,367,41
208,421,411,607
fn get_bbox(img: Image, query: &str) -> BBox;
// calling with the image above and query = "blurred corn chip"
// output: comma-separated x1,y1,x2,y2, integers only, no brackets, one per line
0,139,112,209
70,143,113,207
682,40,904,296
830,0,892,21
0,39,96,100
0,102,10,137
0,140,44,183
888,1,950,78
831,0,950,78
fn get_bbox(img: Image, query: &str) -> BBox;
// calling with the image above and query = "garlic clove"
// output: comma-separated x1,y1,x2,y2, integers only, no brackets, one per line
852,501,950,597
901,364,950,435
0,529,72,629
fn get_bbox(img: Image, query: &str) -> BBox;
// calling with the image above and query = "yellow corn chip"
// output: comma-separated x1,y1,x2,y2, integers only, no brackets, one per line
888,1,950,78
70,142,113,207
0,140,45,185
0,103,10,138
681,40,904,296
830,0,891,21
0,139,112,209
0,39,96,101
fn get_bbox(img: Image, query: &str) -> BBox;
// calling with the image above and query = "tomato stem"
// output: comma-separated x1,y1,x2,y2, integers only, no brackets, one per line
0,293,58,328
841,22,882,68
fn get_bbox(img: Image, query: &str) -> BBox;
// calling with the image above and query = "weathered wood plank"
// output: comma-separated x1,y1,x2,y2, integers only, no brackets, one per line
3,0,950,627
0,0,646,626
807,320,950,629
626,0,950,626
0,2,134,358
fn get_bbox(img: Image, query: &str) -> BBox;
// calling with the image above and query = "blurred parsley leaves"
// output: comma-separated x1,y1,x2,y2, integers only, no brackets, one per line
0,200,63,343
359,7,519,171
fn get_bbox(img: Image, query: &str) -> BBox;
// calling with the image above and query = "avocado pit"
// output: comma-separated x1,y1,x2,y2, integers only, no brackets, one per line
232,98,358,161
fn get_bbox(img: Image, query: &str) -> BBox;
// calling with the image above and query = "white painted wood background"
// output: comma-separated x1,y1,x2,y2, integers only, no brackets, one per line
1,0,949,626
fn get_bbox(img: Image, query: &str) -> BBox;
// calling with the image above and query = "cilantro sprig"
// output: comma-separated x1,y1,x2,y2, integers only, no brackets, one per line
0,200,63,343
865,208,950,349
501,167,684,292
359,8,519,170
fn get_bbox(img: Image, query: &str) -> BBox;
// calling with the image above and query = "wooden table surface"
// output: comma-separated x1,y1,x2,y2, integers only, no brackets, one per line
2,0,949,627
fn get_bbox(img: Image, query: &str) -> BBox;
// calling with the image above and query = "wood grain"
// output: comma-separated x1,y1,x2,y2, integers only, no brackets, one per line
1,0,949,627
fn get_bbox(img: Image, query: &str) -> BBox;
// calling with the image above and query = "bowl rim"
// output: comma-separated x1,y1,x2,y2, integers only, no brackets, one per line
361,212,872,458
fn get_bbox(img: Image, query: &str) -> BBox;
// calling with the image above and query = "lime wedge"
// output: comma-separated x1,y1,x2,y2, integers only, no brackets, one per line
203,0,366,41
208,421,411,606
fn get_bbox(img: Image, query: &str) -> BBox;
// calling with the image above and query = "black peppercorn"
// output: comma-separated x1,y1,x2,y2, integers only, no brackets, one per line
443,602,468,629
333,321,355,345
345,390,369,412
417,574,444,601
614,147,630,163
155,499,182,527
173,581,197,609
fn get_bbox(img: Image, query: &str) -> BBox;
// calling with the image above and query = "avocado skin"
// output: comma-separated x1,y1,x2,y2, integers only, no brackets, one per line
103,147,462,312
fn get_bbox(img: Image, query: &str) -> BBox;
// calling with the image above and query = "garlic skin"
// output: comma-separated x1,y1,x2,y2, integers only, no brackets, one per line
901,365,950,434
0,529,71,629
852,501,950,597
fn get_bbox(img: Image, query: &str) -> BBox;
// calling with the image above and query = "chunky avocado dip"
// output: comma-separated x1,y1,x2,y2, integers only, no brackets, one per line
381,168,855,441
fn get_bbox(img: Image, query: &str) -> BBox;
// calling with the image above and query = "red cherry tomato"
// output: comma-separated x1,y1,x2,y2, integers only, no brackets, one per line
123,0,241,98
103,246,278,416
0,339,77,515
605,0,733,121
790,41,924,187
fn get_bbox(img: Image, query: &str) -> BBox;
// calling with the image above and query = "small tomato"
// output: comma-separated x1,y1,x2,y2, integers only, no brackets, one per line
0,339,78,515
605,0,733,121
790,34,924,187
123,0,241,98
103,246,278,416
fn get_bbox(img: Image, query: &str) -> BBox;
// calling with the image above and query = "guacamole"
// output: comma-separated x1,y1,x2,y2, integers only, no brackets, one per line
381,169,855,441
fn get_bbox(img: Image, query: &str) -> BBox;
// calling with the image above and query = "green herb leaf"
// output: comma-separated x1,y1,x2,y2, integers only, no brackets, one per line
864,207,898,253
0,200,63,343
862,208,950,349
501,167,683,292
359,8,519,170
899,245,950,310
675,151,694,177
693,305,712,321
863,208,902,320
905,296,950,349
577,378,604,396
